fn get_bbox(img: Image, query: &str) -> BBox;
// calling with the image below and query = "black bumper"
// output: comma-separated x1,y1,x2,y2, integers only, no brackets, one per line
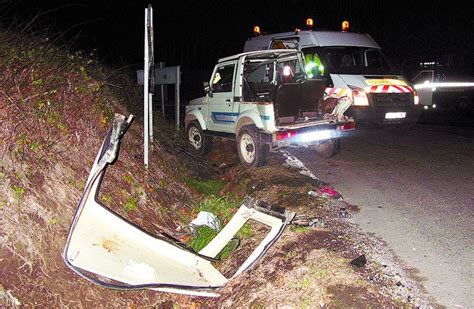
346,93,417,125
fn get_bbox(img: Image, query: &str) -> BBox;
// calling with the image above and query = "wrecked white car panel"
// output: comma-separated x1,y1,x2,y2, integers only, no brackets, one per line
63,113,295,297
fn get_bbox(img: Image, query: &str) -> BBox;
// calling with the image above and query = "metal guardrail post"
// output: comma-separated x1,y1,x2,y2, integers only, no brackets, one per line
176,65,180,131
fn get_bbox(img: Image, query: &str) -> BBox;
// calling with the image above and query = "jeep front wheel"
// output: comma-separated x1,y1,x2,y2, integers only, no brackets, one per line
186,121,212,154
237,126,269,168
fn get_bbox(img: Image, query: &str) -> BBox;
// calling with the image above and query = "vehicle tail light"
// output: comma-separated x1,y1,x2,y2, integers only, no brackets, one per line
349,86,369,106
276,130,297,141
414,94,420,105
338,122,356,131
283,65,292,77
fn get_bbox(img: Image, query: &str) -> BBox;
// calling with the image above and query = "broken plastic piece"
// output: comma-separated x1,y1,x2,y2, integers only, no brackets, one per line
331,96,352,120
350,254,367,268
318,185,342,199
337,207,351,219
308,186,341,199
292,214,325,228
189,211,221,232
62,113,295,297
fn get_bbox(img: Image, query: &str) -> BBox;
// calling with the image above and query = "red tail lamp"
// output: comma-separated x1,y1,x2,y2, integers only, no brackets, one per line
338,122,356,131
276,130,298,141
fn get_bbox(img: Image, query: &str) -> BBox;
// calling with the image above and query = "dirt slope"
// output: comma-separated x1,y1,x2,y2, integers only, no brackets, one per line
0,30,200,307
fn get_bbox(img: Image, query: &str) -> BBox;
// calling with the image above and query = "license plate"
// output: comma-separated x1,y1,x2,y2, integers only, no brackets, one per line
385,112,406,119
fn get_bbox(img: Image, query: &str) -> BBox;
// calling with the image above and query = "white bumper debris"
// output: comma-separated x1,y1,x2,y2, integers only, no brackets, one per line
63,113,295,297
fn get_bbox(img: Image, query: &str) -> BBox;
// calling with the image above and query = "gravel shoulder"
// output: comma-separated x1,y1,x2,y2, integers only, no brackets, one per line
291,125,474,308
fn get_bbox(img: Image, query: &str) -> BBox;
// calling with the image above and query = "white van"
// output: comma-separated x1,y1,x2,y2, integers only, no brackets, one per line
244,29,420,125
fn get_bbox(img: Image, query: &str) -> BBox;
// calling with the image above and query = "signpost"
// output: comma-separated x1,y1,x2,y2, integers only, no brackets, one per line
154,65,181,131
143,4,154,168
137,65,181,131
141,4,181,167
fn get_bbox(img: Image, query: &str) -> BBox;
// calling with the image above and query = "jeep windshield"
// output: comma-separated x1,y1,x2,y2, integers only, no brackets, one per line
302,46,398,75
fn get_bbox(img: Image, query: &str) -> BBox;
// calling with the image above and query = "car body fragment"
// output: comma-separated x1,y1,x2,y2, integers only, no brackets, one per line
63,113,295,297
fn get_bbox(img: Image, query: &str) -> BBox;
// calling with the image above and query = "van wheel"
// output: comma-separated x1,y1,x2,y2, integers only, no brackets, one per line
314,138,340,158
237,126,269,168
186,121,212,154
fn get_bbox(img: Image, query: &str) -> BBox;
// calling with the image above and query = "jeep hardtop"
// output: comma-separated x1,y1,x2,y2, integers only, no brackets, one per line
184,49,355,167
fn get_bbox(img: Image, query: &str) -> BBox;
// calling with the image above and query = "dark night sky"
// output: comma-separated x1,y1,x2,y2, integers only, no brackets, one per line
1,0,473,71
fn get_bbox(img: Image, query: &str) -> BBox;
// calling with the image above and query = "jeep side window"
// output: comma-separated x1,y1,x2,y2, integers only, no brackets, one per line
211,64,235,93
243,61,274,101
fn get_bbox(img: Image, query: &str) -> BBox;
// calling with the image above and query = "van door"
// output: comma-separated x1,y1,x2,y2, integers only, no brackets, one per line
208,61,237,133
413,70,434,106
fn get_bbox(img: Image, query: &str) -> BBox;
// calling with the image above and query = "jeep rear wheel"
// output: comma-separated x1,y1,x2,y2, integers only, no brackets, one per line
237,126,269,168
314,138,340,158
186,121,212,154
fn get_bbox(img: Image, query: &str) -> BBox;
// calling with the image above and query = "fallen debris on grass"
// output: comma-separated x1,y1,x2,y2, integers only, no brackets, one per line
350,254,367,268
189,211,221,232
63,114,296,297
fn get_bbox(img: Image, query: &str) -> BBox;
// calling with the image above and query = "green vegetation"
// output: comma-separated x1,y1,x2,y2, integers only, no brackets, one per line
123,197,138,212
189,226,239,260
158,179,167,188
284,250,298,261
124,172,135,185
290,225,312,233
237,223,254,239
12,185,25,200
48,217,59,226
100,193,113,205
189,226,218,252
184,177,225,196
188,195,243,259
194,195,237,222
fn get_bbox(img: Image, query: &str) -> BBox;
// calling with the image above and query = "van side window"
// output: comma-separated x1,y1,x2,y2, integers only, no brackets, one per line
211,64,235,93
270,38,299,49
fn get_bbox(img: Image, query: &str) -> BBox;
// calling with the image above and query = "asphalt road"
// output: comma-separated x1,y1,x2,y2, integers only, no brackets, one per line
291,124,474,308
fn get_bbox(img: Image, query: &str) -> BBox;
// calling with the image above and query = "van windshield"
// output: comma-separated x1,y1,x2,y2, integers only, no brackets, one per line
302,46,397,75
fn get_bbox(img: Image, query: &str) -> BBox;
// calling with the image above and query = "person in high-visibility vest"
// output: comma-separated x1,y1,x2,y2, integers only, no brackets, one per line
305,53,325,79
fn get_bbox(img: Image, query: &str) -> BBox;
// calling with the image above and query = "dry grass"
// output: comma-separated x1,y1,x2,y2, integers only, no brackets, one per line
0,28,198,307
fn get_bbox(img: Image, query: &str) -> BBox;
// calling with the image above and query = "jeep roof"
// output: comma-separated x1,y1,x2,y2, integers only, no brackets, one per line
218,49,299,63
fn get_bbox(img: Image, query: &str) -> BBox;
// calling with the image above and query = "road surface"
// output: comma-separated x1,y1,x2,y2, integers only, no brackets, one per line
291,125,474,308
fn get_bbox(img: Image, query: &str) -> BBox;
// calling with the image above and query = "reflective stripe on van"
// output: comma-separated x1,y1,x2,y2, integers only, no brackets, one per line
324,85,414,99
367,85,414,93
